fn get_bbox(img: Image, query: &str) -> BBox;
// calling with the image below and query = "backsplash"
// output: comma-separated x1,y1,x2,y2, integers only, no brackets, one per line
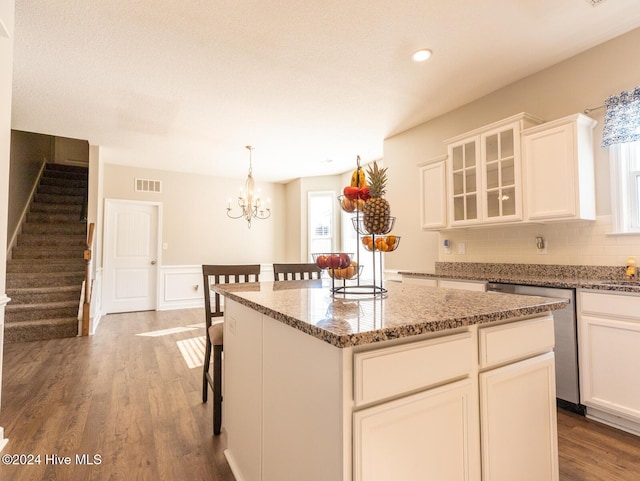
438,215,640,267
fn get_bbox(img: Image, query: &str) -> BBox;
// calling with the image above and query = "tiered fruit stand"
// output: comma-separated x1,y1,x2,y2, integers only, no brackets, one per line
313,158,400,296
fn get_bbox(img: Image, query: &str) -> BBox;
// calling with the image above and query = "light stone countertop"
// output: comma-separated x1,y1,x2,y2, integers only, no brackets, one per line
213,280,568,348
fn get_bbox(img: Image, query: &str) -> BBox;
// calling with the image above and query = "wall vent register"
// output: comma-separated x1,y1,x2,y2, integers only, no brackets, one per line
135,178,162,193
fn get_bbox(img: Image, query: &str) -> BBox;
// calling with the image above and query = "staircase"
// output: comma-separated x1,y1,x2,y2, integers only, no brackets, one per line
5,163,88,343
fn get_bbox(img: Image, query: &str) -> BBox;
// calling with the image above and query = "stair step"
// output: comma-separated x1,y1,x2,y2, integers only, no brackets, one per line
6,272,84,289
11,245,84,260
5,300,78,322
39,176,87,189
30,202,83,215
45,163,88,174
7,286,81,304
4,318,78,343
42,169,88,182
34,193,84,205
27,211,84,223
22,222,86,235
38,184,86,197
7,259,85,273
17,234,86,247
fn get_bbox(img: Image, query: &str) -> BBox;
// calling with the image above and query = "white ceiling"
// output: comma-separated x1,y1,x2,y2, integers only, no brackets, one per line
10,0,640,182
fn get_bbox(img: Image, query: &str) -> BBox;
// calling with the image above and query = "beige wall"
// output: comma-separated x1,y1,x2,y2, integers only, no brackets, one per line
7,130,51,244
101,164,287,266
0,0,15,433
384,27,640,271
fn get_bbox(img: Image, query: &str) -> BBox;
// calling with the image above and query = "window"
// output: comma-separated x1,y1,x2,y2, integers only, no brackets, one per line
610,140,640,233
308,191,335,258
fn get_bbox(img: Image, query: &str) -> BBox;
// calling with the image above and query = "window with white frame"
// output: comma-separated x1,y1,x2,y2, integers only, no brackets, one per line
308,191,335,259
610,140,640,233
603,86,640,234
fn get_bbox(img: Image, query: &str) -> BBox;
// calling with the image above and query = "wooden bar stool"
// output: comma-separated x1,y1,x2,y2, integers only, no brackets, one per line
273,263,322,281
202,264,261,435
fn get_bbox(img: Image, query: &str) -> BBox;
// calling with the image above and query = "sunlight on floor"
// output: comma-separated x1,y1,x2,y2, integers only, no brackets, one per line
136,326,199,337
177,336,206,369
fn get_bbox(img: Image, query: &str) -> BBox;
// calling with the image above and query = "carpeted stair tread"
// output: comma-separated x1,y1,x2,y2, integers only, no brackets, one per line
7,285,80,304
30,201,84,214
27,212,85,223
7,259,85,273
17,233,86,247
5,300,78,322
21,222,87,235
37,184,86,197
40,176,87,188
34,193,84,205
4,318,79,343
11,246,84,260
7,270,84,289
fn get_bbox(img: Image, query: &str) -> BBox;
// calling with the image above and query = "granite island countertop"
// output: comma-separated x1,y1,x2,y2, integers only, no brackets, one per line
213,279,568,348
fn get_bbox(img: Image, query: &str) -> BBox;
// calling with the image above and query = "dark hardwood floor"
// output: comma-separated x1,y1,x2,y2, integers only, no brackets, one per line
0,308,638,480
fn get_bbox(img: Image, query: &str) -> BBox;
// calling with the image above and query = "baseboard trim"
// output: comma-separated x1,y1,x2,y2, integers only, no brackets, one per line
224,449,245,481
0,427,8,453
585,406,640,437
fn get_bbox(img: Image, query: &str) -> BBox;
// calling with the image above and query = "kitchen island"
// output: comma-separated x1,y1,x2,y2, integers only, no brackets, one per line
213,280,568,481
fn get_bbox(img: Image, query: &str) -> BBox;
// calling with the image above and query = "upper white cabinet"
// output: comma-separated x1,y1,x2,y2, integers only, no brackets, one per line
419,156,447,229
522,113,596,222
444,113,543,227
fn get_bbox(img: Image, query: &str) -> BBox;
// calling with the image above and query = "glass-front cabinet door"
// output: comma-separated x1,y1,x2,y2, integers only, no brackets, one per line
481,123,522,222
448,138,480,225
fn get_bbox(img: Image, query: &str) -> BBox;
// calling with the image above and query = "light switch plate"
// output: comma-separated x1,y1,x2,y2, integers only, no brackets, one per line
458,243,466,255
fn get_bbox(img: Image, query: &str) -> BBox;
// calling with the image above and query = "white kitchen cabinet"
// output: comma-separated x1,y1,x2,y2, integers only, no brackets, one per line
354,379,480,481
522,113,596,221
578,290,640,435
480,352,558,481
445,113,543,227
419,156,447,229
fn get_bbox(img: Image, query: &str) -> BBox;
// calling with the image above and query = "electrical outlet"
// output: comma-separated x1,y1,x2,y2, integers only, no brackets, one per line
458,242,466,255
537,241,547,255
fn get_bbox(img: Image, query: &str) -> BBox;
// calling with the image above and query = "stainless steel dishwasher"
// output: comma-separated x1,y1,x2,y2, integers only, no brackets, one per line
486,282,583,413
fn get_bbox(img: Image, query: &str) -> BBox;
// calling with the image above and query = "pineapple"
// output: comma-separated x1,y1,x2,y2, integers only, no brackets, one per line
363,161,390,234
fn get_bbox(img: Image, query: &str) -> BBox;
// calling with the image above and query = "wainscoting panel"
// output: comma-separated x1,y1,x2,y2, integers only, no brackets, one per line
158,264,273,311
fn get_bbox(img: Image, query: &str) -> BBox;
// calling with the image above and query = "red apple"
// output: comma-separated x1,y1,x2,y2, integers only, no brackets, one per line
358,185,370,201
315,255,328,269
328,254,342,269
343,186,359,200
339,253,351,268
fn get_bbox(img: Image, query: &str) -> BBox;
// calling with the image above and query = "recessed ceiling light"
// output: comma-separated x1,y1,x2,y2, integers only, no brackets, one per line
412,49,432,62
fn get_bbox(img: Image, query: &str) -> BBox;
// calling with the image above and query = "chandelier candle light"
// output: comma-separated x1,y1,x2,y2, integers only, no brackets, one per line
226,145,271,228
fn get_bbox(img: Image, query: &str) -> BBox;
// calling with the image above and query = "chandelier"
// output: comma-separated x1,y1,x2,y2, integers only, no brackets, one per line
226,146,271,228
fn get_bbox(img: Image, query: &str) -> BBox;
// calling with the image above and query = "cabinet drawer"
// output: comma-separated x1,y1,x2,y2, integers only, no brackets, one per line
581,291,640,320
353,332,473,406
479,315,554,369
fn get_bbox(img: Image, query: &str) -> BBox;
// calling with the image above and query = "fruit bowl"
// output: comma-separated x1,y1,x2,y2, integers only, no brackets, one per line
351,216,396,236
338,195,366,213
361,234,401,252
312,252,354,270
327,263,363,280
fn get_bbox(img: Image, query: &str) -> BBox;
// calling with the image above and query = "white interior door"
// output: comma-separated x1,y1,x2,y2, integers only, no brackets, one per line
104,200,160,314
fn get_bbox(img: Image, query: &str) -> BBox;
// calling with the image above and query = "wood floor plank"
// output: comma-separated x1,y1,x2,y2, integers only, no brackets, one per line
0,307,638,480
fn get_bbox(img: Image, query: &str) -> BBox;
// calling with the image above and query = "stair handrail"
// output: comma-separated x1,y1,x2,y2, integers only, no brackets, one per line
81,222,95,336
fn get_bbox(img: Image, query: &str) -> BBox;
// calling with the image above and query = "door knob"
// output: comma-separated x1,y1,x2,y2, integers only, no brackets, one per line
151,260,157,265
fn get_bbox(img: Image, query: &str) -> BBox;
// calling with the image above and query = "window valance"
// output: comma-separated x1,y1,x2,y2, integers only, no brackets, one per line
602,86,640,147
